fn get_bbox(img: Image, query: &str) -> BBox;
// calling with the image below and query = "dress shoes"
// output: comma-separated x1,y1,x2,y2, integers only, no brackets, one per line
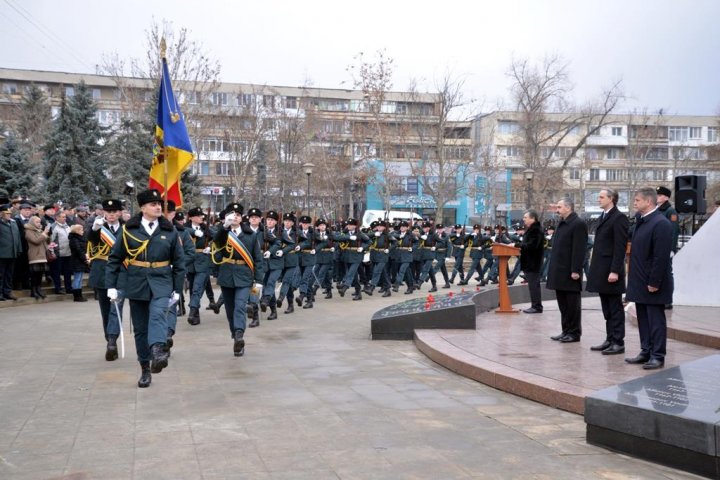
590,340,611,351
643,358,664,370
522,308,542,314
211,298,224,314
205,302,216,311
624,353,650,364
550,333,565,341
150,343,169,373
559,335,580,343
429,285,438,293
442,283,451,289
601,344,625,355
233,330,245,357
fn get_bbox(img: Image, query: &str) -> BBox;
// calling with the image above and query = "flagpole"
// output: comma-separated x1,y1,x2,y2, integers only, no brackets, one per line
160,37,169,216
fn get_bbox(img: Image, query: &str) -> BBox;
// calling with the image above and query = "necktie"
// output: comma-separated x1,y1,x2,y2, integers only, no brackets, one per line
148,222,154,232
600,212,604,221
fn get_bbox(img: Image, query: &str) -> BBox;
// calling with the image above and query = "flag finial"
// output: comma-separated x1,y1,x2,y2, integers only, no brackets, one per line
160,37,167,59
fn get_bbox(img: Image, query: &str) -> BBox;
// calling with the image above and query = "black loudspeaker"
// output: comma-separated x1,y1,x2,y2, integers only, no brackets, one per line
674,175,706,214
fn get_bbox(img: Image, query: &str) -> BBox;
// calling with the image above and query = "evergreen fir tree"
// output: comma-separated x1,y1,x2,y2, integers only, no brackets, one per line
17,84,52,166
106,117,153,196
0,135,36,198
43,82,109,205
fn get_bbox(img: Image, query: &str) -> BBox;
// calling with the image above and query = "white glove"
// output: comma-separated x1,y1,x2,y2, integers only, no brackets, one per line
294,245,301,252
421,234,427,240
400,233,405,238
263,251,271,259
330,247,335,252
472,232,477,236
408,248,413,253
349,235,357,241
107,288,118,301
460,245,465,249
374,231,381,237
431,246,436,251
252,283,263,294
202,247,211,254
310,249,316,254
669,251,675,258
168,292,180,307
357,247,363,253
276,250,284,257
92,217,104,231
383,249,389,254
223,213,235,228
194,230,204,238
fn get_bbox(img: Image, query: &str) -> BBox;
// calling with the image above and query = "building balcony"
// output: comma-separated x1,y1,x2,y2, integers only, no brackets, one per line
585,136,628,147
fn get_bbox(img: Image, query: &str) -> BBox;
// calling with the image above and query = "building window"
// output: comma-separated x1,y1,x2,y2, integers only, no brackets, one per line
708,127,718,143
65,86,75,97
689,127,702,139
215,162,235,176
2,83,18,94
192,161,209,176
568,168,581,180
606,169,626,181
396,103,408,115
668,126,688,142
611,126,622,136
262,95,274,107
237,93,254,107
92,88,102,99
498,121,520,134
647,147,669,160
391,176,418,195
586,148,598,160
607,148,619,160
504,146,521,157
285,96,297,109
589,168,600,181
185,91,200,104
211,92,228,106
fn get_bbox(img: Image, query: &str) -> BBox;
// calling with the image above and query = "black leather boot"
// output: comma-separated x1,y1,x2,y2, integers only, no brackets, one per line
233,330,245,357
138,362,152,388
212,297,224,314
249,305,260,328
187,306,200,325
363,285,374,296
105,335,118,361
324,289,332,299
276,294,285,308
295,295,304,307
382,289,391,297
267,305,278,320
177,302,186,317
303,297,314,309
150,343,169,373
35,286,46,299
259,295,271,312
284,302,294,314
166,328,175,350
352,290,362,301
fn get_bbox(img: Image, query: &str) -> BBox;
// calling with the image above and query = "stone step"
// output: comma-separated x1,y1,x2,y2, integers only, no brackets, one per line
0,287,95,309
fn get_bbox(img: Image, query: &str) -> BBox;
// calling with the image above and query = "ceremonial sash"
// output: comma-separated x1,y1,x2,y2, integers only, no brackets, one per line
227,231,254,273
100,226,117,247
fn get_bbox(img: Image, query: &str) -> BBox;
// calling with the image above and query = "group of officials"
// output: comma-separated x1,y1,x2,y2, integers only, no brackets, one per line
9,182,679,388
527,186,678,371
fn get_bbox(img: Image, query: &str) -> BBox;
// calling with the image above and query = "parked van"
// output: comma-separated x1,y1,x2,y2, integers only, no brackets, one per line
361,210,423,228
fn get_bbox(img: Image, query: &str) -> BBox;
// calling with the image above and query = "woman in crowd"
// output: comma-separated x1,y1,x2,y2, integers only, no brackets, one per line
24,215,50,299
50,211,73,294
68,223,89,302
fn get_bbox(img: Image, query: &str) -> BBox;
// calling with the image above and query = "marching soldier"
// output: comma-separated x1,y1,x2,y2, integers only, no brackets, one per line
459,224,484,286
165,201,194,348
449,224,466,284
364,220,394,297
434,224,451,288
259,210,282,320
391,221,418,294
508,224,525,285
245,208,264,327
87,198,126,361
479,226,494,284
106,189,186,388
417,221,438,292
313,219,335,299
186,207,212,326
277,213,300,314
296,215,316,309
487,225,511,284
336,218,369,300
212,202,264,356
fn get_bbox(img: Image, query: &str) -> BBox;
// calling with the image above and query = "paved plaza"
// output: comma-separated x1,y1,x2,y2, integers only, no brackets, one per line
0,285,705,479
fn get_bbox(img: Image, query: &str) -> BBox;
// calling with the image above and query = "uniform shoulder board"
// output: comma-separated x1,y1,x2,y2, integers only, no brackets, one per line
670,214,678,222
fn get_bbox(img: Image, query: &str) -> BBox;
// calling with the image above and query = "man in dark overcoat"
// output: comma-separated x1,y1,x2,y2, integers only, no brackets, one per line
546,198,588,342
625,188,673,370
586,188,629,355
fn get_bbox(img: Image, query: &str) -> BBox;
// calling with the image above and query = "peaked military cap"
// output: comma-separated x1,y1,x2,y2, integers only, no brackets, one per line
165,200,176,212
175,211,185,221
346,218,358,226
247,208,262,218
454,224,463,229
266,210,279,221
656,186,672,197
225,202,244,214
299,215,312,224
137,189,163,206
0,204,11,213
102,199,123,211
43,204,56,211
369,221,378,229
282,212,296,222
241,214,249,223
422,221,432,228
187,207,204,218
436,224,444,229
399,220,409,227
315,218,327,227
473,224,482,230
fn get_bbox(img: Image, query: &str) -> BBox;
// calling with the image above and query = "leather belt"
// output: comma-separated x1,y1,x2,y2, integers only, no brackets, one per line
195,248,206,253
93,255,108,261
222,258,246,265
127,260,170,268
321,248,334,252
398,247,413,251
436,248,447,252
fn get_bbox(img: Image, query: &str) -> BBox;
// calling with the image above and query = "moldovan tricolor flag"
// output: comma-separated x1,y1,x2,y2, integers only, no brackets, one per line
149,56,194,208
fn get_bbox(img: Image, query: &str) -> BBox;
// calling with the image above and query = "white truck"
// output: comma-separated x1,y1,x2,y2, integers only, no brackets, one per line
361,210,423,228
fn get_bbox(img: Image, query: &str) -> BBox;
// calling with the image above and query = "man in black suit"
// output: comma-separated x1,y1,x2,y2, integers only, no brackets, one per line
586,188,629,355
625,187,674,370
546,197,588,343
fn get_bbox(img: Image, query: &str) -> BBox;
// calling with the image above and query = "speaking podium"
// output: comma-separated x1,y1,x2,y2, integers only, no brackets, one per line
492,243,521,314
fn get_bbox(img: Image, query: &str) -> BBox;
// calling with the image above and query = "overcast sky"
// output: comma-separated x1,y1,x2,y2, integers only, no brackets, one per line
2,0,719,115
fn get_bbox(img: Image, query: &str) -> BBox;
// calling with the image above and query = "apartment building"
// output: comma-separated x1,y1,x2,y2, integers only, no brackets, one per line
474,111,720,223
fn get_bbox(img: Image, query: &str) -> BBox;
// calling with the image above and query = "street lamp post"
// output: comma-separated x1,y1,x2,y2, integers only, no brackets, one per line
302,162,315,214
523,168,535,210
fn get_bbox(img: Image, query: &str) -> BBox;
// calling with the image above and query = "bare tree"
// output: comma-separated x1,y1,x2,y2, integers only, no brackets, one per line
507,54,624,213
